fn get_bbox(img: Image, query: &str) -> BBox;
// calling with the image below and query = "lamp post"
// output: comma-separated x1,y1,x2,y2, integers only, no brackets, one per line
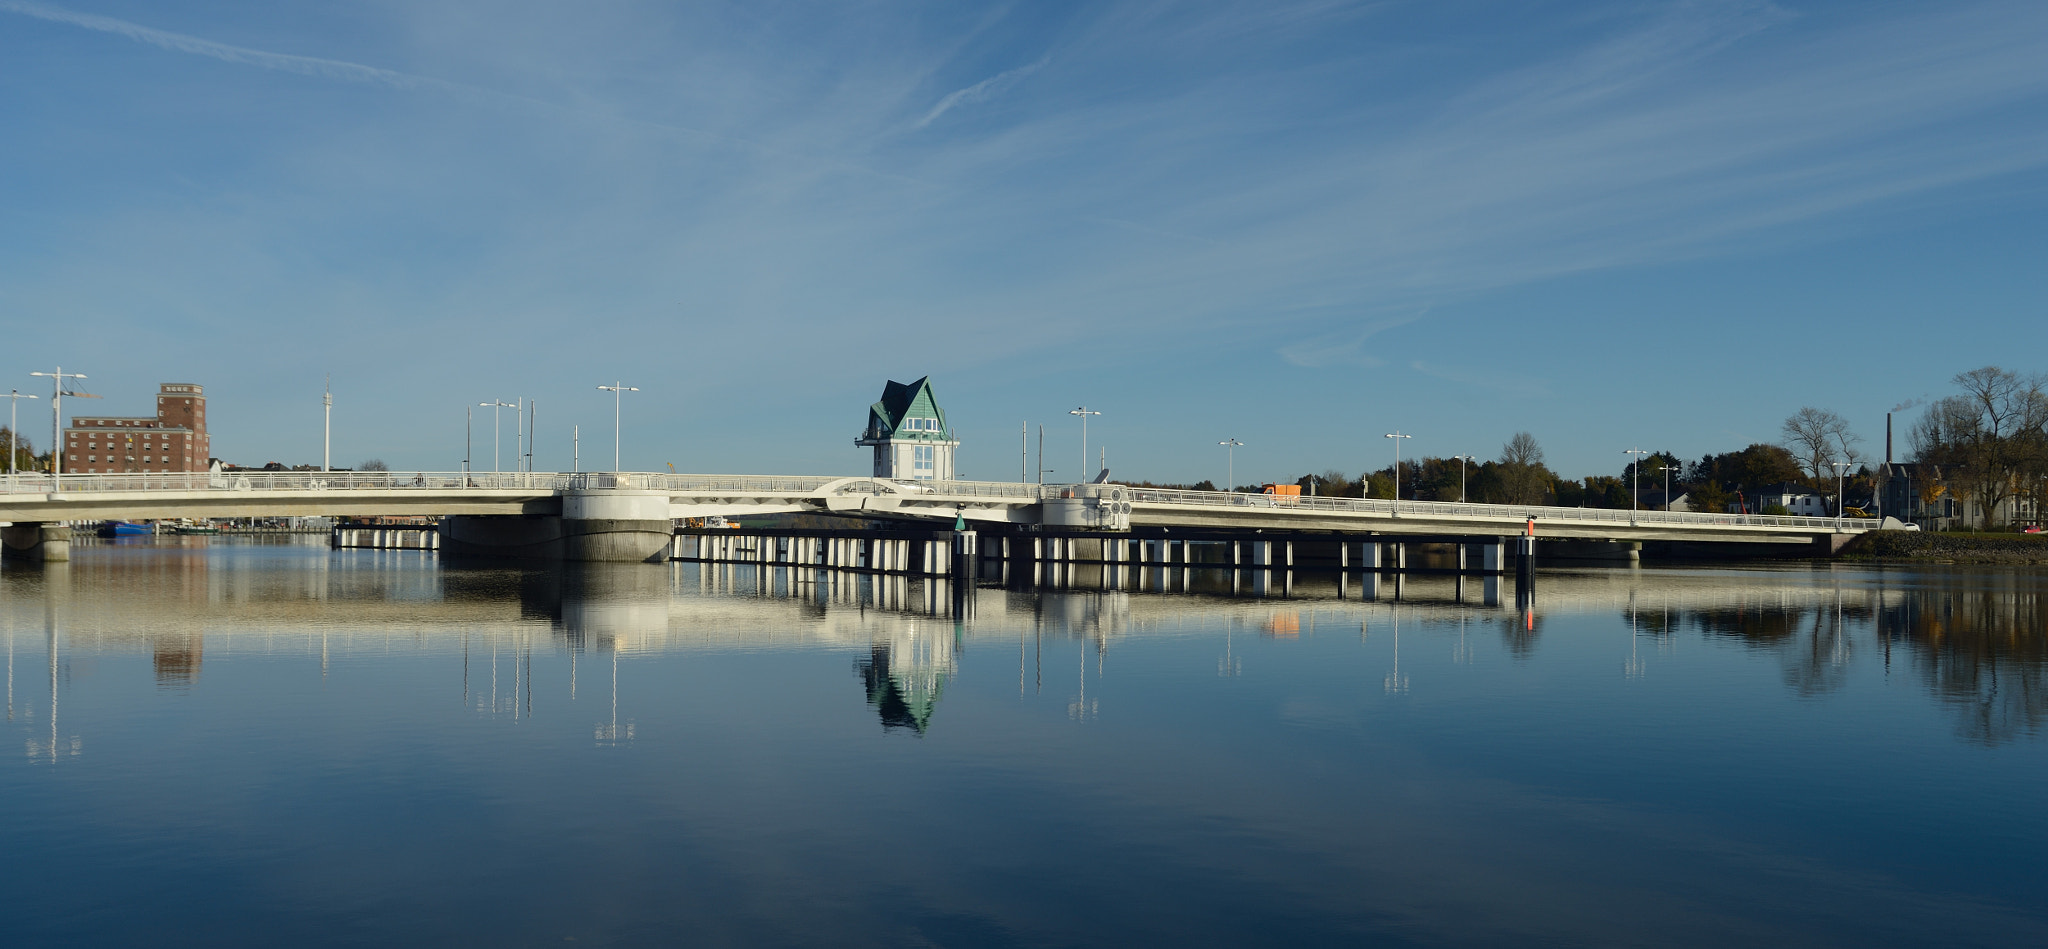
464,404,472,478
1451,454,1475,502
1624,449,1650,526
596,382,639,472
1384,431,1411,513
5,390,37,478
29,367,89,487
322,376,332,473
1220,438,1243,492
1659,464,1681,511
1069,407,1101,483
1831,461,1852,532
480,400,514,472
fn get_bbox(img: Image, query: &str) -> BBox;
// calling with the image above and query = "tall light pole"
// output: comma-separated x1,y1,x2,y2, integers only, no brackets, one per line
1069,407,1100,483
5,390,37,478
29,367,89,487
1219,438,1243,491
480,400,514,472
1384,432,1411,513
464,405,473,478
1831,461,1852,531
1624,449,1650,526
1659,464,1681,512
322,376,332,473
597,382,639,472
1452,454,1475,502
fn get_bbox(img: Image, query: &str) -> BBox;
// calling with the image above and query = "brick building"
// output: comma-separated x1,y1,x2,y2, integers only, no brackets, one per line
63,383,211,474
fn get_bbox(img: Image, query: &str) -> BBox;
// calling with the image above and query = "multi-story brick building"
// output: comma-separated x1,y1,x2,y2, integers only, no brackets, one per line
62,383,211,474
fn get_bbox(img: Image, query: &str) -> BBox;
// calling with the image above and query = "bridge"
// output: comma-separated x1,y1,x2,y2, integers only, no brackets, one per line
1,469,1896,563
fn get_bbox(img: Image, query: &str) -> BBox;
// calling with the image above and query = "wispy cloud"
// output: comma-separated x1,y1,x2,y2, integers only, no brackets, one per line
917,55,1050,129
0,0,425,89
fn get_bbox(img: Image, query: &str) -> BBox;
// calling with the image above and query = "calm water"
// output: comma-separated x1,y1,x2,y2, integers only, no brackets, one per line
2,537,2044,947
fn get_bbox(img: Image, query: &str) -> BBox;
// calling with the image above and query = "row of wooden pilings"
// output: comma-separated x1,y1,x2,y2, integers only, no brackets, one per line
672,531,977,577
330,526,439,550
991,534,1522,575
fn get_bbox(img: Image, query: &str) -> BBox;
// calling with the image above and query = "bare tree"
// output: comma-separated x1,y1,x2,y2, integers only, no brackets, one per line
1781,407,1860,481
1497,432,1550,505
359,458,390,472
1912,367,2048,527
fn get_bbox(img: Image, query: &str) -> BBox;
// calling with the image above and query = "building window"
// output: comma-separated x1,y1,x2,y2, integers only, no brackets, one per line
913,445,935,478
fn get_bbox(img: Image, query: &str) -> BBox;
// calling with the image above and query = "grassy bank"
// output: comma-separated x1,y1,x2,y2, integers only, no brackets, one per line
1840,530,2048,564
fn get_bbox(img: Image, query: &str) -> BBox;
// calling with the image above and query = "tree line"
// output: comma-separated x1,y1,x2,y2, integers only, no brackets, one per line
1222,365,2045,524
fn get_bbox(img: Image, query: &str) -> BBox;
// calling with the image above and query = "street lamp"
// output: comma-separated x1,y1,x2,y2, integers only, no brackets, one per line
1451,454,1475,502
5,389,37,478
1219,438,1243,492
480,400,514,472
1831,461,1852,532
1384,431,1412,513
29,367,90,487
596,382,640,472
1624,449,1650,526
1069,407,1101,483
1659,464,1681,512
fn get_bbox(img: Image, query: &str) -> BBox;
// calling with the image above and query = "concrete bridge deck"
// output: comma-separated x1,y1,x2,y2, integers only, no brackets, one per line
1,469,1893,547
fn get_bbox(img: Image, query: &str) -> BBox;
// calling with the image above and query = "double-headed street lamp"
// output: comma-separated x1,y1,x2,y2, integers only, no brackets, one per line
1219,438,1243,492
5,389,37,477
1384,431,1411,514
1624,449,1650,525
480,400,515,472
29,367,90,486
1069,407,1101,483
597,382,640,472
1659,464,1682,511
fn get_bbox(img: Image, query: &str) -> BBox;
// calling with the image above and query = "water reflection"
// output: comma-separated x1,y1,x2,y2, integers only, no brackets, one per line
5,546,2048,750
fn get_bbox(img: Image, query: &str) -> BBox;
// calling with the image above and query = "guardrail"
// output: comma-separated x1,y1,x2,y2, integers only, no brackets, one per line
1,471,1883,533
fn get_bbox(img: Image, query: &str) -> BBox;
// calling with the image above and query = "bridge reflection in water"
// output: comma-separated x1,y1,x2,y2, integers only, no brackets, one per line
3,540,2045,748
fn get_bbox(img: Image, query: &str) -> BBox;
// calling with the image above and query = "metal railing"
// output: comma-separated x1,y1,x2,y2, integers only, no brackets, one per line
1,471,1883,533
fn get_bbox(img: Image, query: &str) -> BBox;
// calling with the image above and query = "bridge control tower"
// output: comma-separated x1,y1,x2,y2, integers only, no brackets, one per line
856,377,957,481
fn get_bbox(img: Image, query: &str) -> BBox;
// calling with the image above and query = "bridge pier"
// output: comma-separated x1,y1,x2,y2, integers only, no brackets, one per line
1,522,71,563
442,489,671,563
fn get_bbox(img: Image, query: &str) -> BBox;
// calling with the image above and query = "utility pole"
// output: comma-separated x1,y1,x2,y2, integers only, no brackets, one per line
1036,424,1045,485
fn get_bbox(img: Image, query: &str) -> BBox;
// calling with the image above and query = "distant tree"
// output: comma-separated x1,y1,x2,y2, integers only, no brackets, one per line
1689,481,1731,514
1910,366,2048,528
1496,432,1552,505
1,426,32,472
359,459,390,472
1189,480,1217,492
1782,407,1861,482
1552,477,1586,507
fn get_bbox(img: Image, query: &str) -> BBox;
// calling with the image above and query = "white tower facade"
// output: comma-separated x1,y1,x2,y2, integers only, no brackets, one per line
854,376,958,480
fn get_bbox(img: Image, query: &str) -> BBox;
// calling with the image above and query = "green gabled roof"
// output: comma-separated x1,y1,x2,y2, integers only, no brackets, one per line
864,376,952,440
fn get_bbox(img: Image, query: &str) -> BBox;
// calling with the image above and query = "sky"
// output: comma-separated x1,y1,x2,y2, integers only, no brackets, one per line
3,0,2044,485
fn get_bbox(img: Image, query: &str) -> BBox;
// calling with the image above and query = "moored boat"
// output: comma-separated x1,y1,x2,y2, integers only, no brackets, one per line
98,521,151,537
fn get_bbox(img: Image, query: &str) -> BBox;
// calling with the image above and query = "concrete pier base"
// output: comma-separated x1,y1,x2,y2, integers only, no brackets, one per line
1,523,71,563
442,490,671,563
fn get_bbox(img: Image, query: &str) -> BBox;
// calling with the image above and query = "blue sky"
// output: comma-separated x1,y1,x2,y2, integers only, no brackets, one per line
3,0,2043,484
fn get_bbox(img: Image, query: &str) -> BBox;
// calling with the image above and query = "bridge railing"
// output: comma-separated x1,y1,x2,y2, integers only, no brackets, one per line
1102,484,1880,532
